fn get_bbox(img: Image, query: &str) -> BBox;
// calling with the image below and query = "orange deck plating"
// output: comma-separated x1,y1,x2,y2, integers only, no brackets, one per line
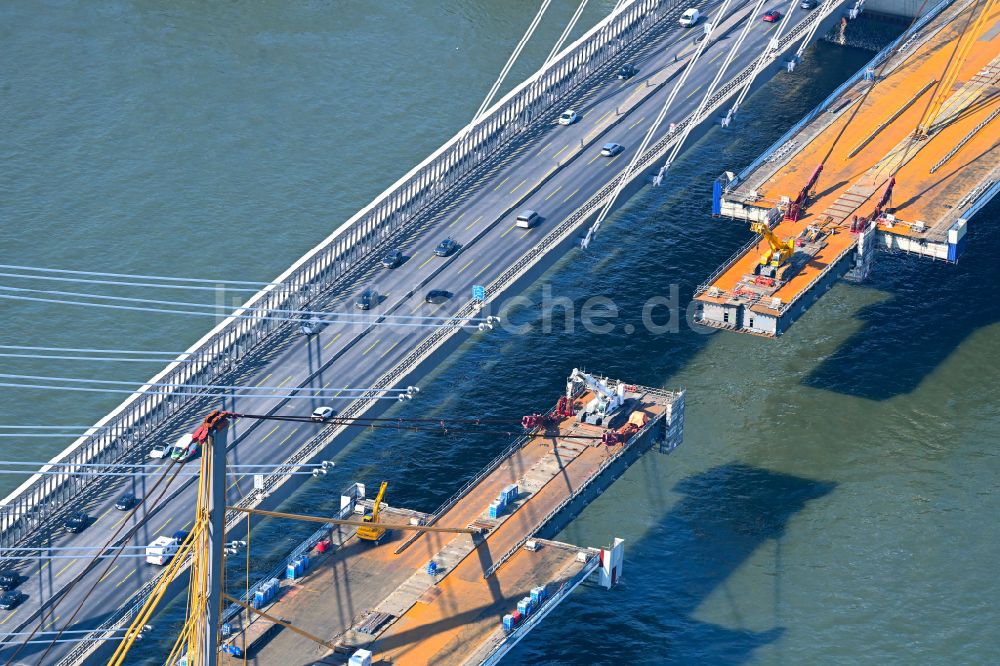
705,1,999,310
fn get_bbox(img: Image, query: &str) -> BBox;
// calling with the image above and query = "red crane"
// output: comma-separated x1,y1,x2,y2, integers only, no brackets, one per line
783,164,824,222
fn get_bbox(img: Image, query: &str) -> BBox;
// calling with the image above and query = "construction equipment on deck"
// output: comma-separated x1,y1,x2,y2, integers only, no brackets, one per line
749,221,796,277
852,177,896,232
783,163,824,221
226,505,482,535
601,411,649,446
567,369,625,426
356,481,389,544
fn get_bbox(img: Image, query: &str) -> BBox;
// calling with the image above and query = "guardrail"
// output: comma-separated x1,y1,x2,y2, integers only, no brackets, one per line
1,0,685,550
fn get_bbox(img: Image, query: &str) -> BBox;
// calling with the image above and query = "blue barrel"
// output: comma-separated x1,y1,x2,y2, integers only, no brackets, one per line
221,622,232,637
253,590,266,608
299,555,310,571
488,502,500,519
426,560,438,575
287,563,298,580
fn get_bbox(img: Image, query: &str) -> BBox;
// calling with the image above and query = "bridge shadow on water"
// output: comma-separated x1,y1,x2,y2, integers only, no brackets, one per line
803,199,1000,401
509,463,835,665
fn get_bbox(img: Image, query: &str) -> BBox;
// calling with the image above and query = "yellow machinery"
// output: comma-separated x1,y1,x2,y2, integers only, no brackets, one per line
356,481,389,544
750,221,796,272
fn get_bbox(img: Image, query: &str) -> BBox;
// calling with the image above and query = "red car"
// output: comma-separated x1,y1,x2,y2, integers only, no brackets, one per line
762,9,783,21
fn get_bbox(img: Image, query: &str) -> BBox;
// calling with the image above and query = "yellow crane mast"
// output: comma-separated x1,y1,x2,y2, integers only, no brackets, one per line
749,221,796,275
356,481,389,544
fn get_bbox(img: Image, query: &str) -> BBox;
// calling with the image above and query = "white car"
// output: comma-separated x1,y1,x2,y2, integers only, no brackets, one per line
557,110,578,125
311,406,335,422
679,8,700,27
148,444,168,459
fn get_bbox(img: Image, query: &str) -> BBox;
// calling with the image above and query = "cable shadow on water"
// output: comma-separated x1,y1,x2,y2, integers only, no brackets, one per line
803,199,1000,401
507,462,836,666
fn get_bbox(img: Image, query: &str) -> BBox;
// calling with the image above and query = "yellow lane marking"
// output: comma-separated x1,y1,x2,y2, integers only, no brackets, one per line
457,259,475,274
607,154,622,166
418,255,435,269
710,51,725,64
686,84,703,100
181,521,192,531
500,224,518,239
260,425,280,442
534,165,558,190
363,339,381,356
334,384,350,398
473,262,493,280
464,215,483,230
38,561,50,573
588,154,602,165
510,179,527,194
254,373,272,388
322,332,342,350
155,517,172,534
275,376,292,388
380,341,401,359
322,381,331,388
42,615,59,630
91,506,113,526
536,140,554,155
553,144,569,159
629,116,646,129
111,512,131,529
99,565,119,583
55,560,75,578
279,428,299,445
594,109,612,126
563,188,581,203
493,176,510,191
1,612,14,625
545,185,563,201
115,569,136,588
228,476,243,491
447,212,466,228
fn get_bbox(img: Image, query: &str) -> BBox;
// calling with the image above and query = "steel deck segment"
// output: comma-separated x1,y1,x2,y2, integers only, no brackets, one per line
699,0,1000,335
220,383,679,665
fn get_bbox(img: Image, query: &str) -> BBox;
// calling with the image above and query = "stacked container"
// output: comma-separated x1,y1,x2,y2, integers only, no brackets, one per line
488,501,501,519
502,484,519,504
530,586,547,605
502,614,515,632
517,597,532,617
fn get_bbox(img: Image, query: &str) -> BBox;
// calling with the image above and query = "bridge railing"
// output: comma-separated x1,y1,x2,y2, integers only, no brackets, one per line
1,0,685,549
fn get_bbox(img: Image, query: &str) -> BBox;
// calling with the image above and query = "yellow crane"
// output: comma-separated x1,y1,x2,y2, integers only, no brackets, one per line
356,481,389,544
750,221,796,274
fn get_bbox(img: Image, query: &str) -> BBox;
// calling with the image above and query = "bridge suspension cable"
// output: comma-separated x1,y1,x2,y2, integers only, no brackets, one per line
472,0,554,123
0,343,193,355
0,263,278,287
0,284,490,324
0,271,265,293
722,0,805,127
0,381,411,401
582,0,739,248
0,373,407,395
545,0,591,65
0,291,490,332
0,351,197,363
655,0,770,179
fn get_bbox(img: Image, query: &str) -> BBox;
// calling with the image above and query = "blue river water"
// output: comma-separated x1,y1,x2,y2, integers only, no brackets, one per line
2,1,998,664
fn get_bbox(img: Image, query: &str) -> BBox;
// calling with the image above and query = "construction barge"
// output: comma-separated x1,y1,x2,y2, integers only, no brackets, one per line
220,371,684,665
695,0,999,337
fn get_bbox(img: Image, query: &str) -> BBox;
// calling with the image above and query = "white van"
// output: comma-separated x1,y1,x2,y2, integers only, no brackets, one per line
515,210,540,229
679,8,700,26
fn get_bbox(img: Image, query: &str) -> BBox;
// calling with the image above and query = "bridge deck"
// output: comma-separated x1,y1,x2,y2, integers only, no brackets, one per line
223,388,669,665
699,0,999,331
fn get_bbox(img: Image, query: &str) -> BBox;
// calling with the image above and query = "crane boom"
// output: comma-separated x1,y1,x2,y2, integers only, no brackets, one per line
749,221,796,272
228,505,481,534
